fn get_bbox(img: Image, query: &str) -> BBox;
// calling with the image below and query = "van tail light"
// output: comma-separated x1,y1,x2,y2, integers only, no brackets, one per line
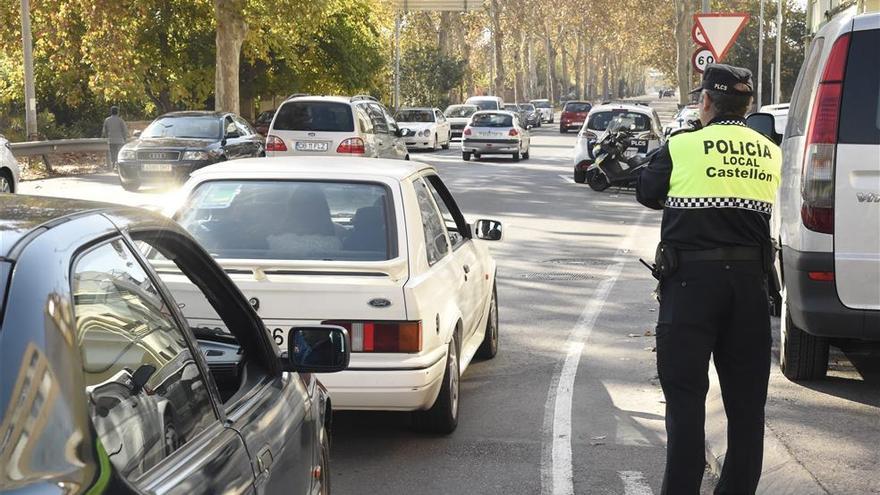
266,135,287,152
508,128,519,137
463,127,472,136
801,32,850,235
337,137,366,154
808,271,835,282
323,321,421,353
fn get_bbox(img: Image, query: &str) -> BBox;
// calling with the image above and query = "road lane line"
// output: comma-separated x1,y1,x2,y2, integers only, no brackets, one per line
619,471,654,495
540,210,648,495
558,174,575,184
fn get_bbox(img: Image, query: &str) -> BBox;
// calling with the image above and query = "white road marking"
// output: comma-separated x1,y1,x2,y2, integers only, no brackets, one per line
619,471,654,495
558,174,575,184
540,210,648,495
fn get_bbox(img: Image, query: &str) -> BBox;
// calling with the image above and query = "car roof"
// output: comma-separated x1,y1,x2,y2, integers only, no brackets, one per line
159,111,226,118
0,195,137,258
190,156,436,182
284,95,354,105
472,110,516,116
588,103,654,115
398,107,434,111
467,96,502,101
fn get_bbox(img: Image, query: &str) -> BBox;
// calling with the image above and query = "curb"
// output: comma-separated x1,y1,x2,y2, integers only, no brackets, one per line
705,362,828,495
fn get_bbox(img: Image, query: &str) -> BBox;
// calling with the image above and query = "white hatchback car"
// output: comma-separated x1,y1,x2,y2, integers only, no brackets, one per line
266,95,408,160
394,107,452,150
163,157,502,433
0,135,21,193
461,111,531,162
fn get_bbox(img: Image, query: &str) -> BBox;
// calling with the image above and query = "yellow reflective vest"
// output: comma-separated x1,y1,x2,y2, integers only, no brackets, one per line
666,122,781,214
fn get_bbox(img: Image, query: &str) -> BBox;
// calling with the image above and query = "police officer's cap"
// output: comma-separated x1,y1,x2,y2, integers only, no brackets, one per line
690,64,754,96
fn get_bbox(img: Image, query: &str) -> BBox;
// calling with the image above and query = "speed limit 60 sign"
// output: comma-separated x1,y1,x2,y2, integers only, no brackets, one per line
692,48,715,74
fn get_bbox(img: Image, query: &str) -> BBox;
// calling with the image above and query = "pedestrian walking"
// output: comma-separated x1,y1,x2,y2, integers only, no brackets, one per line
102,106,128,169
631,64,781,494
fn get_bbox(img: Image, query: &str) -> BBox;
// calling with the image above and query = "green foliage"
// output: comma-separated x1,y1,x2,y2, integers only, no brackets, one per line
400,46,466,107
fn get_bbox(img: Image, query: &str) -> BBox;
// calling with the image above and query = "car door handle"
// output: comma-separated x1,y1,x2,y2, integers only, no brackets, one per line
257,446,273,474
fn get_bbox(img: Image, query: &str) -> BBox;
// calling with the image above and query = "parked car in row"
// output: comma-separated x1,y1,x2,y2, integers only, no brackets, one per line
462,111,531,162
530,99,554,123
465,95,504,111
160,157,502,433
117,111,264,192
572,102,663,184
559,101,592,133
662,104,700,137
394,107,452,150
444,104,479,139
254,108,276,136
266,95,408,161
759,9,880,381
0,194,349,494
0,134,20,193
518,102,542,128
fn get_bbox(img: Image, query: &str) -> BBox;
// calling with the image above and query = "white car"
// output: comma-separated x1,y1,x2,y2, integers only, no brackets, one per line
444,104,478,139
572,103,663,184
162,157,502,433
394,107,452,150
0,135,20,193
266,95,408,160
465,96,504,111
461,111,530,162
530,99,554,123
662,104,700,137
758,103,789,135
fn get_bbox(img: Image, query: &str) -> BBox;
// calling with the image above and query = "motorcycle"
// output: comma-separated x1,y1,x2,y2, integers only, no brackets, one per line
585,120,652,191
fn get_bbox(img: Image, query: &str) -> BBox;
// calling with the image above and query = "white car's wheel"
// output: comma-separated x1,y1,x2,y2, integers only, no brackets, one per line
0,170,13,193
413,335,459,434
477,285,499,359
442,131,450,150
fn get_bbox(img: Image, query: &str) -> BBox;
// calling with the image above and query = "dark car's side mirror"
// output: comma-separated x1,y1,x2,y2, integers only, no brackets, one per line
746,112,781,145
132,130,142,138
285,326,350,373
130,364,156,395
394,127,404,138
474,219,503,241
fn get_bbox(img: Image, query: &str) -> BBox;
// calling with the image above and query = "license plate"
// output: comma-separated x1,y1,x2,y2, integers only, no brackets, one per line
142,163,172,172
295,141,329,152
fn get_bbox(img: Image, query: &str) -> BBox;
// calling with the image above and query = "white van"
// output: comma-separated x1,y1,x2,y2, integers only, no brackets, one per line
767,8,879,380
465,96,504,112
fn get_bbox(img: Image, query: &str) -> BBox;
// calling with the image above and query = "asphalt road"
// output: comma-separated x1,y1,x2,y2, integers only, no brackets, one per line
18,102,878,495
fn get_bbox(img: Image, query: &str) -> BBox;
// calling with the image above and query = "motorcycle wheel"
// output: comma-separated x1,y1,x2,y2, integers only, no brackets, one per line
586,169,610,191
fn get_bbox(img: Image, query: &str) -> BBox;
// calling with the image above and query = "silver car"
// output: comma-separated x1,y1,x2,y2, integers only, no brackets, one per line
0,135,21,193
461,110,531,162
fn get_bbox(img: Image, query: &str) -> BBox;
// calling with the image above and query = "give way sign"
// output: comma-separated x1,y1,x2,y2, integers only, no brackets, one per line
693,13,750,62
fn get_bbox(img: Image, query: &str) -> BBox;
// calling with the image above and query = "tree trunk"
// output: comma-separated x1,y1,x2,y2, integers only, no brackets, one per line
214,0,248,114
513,31,524,102
527,35,537,99
490,0,505,96
673,0,696,107
583,40,591,99
547,38,558,103
561,43,569,100
438,12,451,57
575,36,583,99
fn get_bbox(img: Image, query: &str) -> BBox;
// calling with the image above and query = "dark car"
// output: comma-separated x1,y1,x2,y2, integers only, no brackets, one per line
559,101,592,133
117,111,264,192
517,102,542,128
0,194,349,494
254,109,275,136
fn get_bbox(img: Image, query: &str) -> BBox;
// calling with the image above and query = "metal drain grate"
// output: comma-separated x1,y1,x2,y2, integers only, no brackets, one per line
542,258,611,266
515,272,593,281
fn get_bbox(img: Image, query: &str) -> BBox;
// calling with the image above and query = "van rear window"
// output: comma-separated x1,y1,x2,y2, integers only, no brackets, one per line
839,29,880,145
273,101,355,132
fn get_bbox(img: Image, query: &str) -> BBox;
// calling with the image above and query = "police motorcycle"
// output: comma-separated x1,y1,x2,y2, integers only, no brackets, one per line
585,117,653,191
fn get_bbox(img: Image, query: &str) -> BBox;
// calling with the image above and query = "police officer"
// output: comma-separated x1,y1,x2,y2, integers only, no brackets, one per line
636,65,781,494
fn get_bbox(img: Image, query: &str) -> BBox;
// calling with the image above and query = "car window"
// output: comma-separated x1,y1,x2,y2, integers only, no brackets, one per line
532,100,551,108
786,37,825,138
469,100,500,111
176,180,395,261
444,106,477,118
273,101,355,132
472,113,513,127
355,107,374,134
424,175,468,249
365,103,390,133
435,110,445,122
564,102,591,113
413,178,450,266
587,111,650,132
142,116,221,139
395,109,434,123
838,29,880,145
72,239,216,480
233,116,254,136
224,116,239,137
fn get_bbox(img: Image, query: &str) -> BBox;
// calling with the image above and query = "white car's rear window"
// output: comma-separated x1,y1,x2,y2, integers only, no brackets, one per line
472,113,513,127
273,101,354,132
587,111,651,132
177,180,394,261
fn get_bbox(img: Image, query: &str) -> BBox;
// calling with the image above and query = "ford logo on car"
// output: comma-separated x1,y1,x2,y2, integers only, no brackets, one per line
368,298,392,308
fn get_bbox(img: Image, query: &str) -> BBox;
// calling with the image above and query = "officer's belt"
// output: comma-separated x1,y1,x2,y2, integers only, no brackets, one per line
677,246,762,262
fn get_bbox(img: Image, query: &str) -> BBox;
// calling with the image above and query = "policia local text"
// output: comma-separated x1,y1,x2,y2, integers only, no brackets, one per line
703,138,775,182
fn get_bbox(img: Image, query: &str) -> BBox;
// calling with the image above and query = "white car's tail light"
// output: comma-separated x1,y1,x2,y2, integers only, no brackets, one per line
802,32,850,235
323,321,422,352
337,137,366,154
266,135,287,152
508,128,519,137
463,127,472,136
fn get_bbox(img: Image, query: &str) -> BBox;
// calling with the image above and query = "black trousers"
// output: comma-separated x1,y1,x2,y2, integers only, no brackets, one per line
656,260,771,495
108,143,123,167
